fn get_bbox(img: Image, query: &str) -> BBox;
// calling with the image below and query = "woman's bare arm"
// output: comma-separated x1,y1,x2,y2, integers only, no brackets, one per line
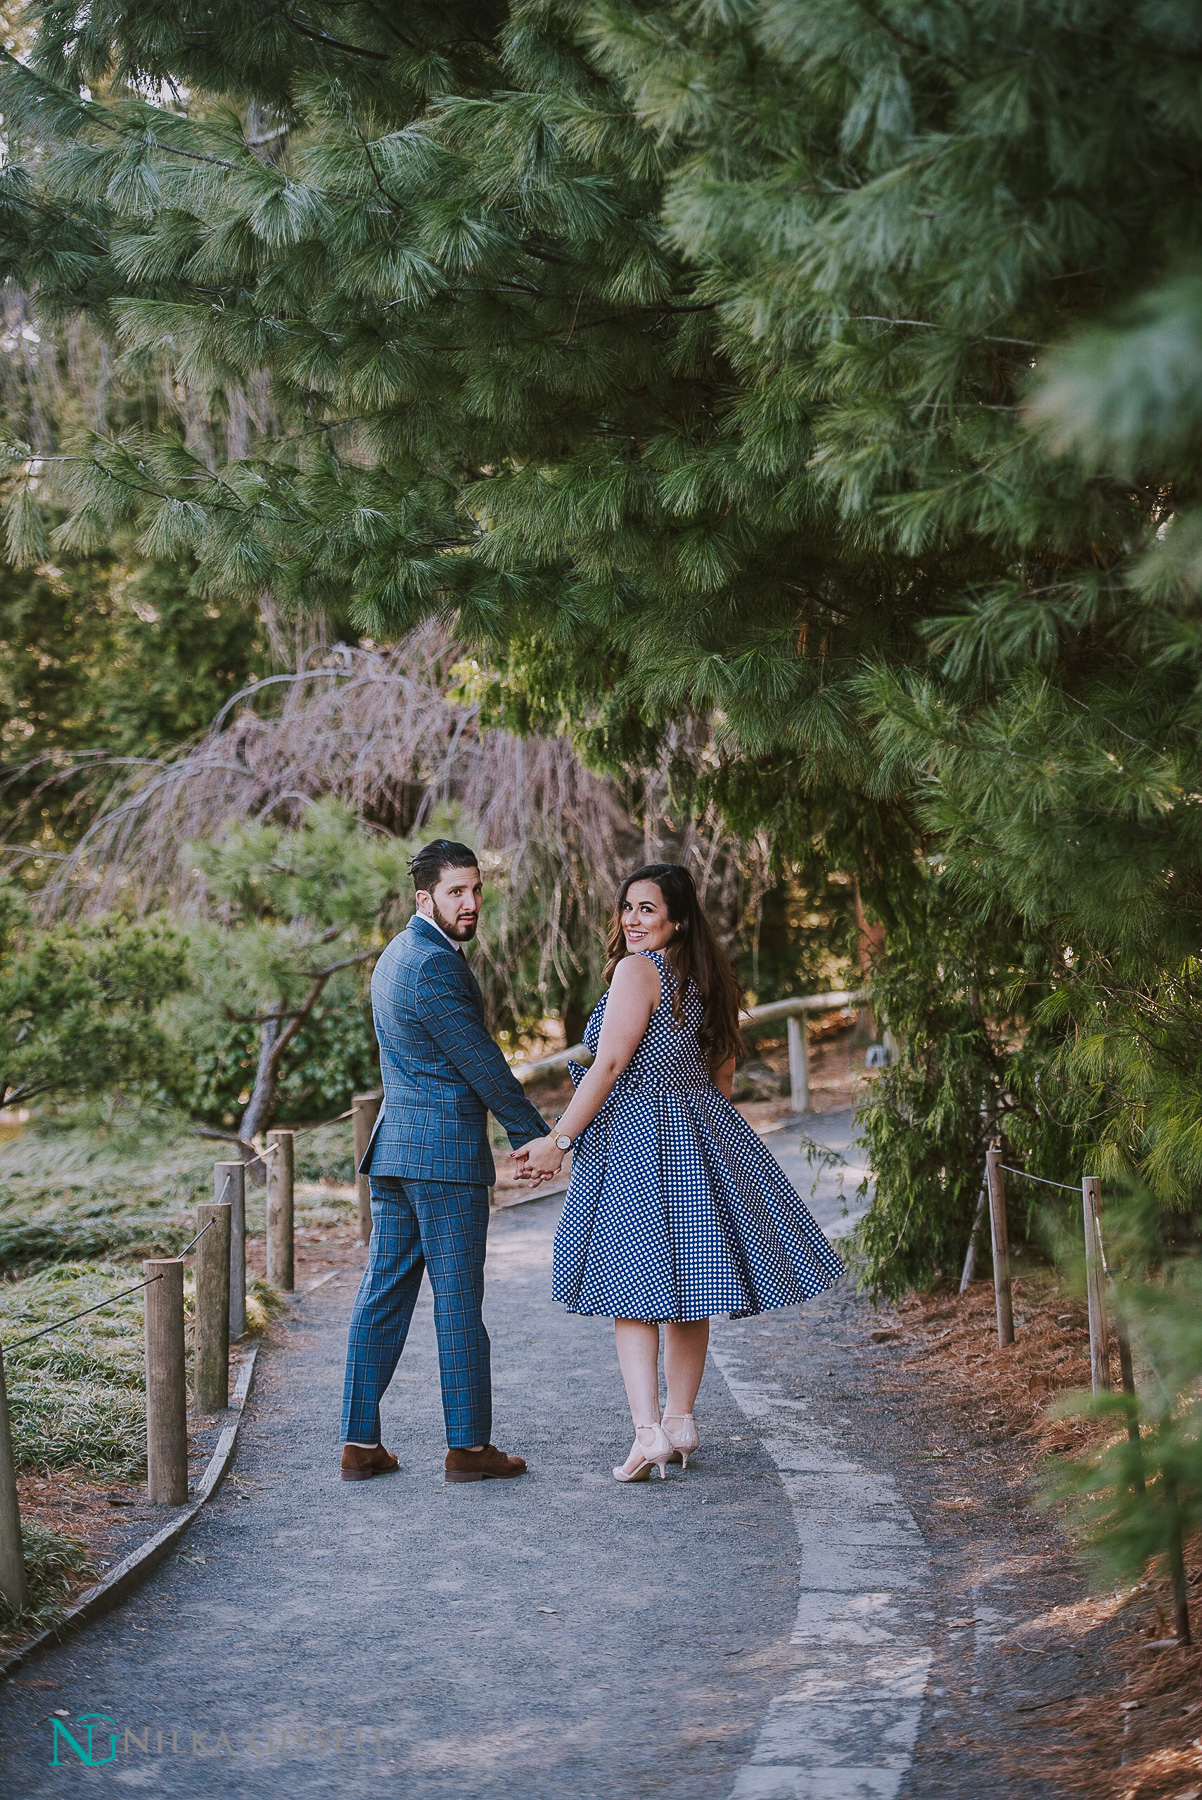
513,957,661,1177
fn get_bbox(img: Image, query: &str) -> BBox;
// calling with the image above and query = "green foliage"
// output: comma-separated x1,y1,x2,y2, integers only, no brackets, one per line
192,798,410,938
177,997,379,1129
737,872,857,1010
852,868,1089,1296
0,881,191,1109
0,551,264,860
170,798,409,1136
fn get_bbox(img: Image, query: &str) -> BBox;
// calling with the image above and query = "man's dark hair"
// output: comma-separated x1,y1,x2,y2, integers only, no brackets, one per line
409,839,480,893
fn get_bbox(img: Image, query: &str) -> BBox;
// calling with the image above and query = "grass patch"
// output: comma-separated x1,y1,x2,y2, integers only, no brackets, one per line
245,1276,289,1337
0,1263,147,1478
0,1112,360,1276
295,1138,355,1186
0,1518,97,1646
0,1211,190,1277
0,1109,210,1277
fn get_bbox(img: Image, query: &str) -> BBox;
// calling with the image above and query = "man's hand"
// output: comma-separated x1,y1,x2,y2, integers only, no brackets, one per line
510,1137,564,1183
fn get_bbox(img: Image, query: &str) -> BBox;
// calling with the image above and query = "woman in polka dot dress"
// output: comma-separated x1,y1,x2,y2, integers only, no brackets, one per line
513,863,844,1482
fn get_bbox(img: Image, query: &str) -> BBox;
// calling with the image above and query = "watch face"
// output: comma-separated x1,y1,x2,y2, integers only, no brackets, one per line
555,1135,572,1151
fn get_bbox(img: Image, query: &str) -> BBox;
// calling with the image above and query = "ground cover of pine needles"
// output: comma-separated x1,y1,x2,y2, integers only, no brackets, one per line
878,1278,1201,1800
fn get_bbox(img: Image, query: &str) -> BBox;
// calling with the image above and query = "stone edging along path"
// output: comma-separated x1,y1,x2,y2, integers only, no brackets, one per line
0,1344,260,1683
712,1338,933,1800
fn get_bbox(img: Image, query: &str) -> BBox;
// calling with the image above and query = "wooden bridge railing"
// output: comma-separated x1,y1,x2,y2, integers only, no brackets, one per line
513,988,865,1113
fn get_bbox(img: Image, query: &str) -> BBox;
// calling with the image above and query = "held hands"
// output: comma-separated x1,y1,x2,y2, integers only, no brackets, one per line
510,1135,566,1184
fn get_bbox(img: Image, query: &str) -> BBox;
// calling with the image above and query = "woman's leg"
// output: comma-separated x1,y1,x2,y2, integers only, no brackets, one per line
663,1318,710,1417
613,1318,669,1475
614,1318,662,1425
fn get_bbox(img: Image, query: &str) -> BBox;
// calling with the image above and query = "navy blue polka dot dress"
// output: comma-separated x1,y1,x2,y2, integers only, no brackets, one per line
551,951,844,1321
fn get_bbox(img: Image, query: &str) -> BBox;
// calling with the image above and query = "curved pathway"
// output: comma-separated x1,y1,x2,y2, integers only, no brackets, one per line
0,1112,932,1799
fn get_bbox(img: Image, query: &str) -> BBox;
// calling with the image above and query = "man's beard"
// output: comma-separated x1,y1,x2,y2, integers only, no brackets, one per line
431,896,478,941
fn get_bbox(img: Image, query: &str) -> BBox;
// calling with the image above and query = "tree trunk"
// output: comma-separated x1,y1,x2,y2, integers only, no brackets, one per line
236,970,339,1182
853,876,886,1043
238,1008,285,1183
563,994,588,1050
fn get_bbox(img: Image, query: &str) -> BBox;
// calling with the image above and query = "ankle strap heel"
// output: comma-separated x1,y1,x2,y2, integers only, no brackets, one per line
613,1422,674,1482
660,1413,700,1470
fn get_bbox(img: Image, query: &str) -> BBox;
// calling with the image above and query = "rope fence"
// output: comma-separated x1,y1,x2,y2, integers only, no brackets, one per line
198,1105,357,1170
1,1218,216,1356
2,1274,165,1356
0,1132,299,1617
959,1142,1191,1647
997,1164,1079,1194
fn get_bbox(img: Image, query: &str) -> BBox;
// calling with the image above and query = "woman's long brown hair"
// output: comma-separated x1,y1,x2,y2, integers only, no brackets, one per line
604,863,744,1069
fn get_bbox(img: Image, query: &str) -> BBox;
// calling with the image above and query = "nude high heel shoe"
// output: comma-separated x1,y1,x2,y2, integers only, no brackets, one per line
661,1413,700,1469
613,1422,673,1482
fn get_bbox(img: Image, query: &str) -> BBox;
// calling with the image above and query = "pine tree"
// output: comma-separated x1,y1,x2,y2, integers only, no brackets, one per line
0,879,189,1108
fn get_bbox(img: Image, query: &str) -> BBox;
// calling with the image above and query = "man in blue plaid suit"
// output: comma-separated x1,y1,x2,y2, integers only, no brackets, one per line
340,840,550,1483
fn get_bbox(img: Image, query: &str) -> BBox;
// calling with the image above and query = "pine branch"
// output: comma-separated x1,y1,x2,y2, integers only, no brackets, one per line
283,13,390,63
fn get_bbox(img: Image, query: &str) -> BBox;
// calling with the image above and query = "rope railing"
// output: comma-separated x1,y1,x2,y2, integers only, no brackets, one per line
0,1165,265,1615
0,1217,216,1355
998,1164,1079,1194
2,1273,166,1355
199,1105,357,1168
956,1149,1191,1645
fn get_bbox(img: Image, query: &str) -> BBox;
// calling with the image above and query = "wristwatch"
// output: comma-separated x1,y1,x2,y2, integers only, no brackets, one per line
554,1117,573,1153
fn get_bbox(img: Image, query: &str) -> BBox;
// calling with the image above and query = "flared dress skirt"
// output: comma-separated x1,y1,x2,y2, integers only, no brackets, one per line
551,952,845,1321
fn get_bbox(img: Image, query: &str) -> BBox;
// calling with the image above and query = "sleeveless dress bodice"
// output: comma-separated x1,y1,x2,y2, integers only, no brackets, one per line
551,950,843,1321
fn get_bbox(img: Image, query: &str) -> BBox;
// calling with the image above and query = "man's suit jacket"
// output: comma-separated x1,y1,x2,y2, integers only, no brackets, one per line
360,914,549,1185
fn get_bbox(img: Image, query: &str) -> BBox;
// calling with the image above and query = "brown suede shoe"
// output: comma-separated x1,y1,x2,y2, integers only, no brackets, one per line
340,1442,400,1482
444,1444,527,1483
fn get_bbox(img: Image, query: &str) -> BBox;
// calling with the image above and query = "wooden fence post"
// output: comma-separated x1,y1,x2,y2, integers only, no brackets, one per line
787,1017,810,1114
1082,1175,1110,1394
985,1146,1015,1348
352,1092,382,1246
266,1130,295,1292
144,1259,188,1506
0,1345,27,1617
194,1203,231,1412
216,1161,245,1341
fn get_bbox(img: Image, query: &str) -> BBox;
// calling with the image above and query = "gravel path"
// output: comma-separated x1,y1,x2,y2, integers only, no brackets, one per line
0,1111,946,1799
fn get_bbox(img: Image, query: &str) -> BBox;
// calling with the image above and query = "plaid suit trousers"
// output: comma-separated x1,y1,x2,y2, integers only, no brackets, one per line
340,1177,492,1450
